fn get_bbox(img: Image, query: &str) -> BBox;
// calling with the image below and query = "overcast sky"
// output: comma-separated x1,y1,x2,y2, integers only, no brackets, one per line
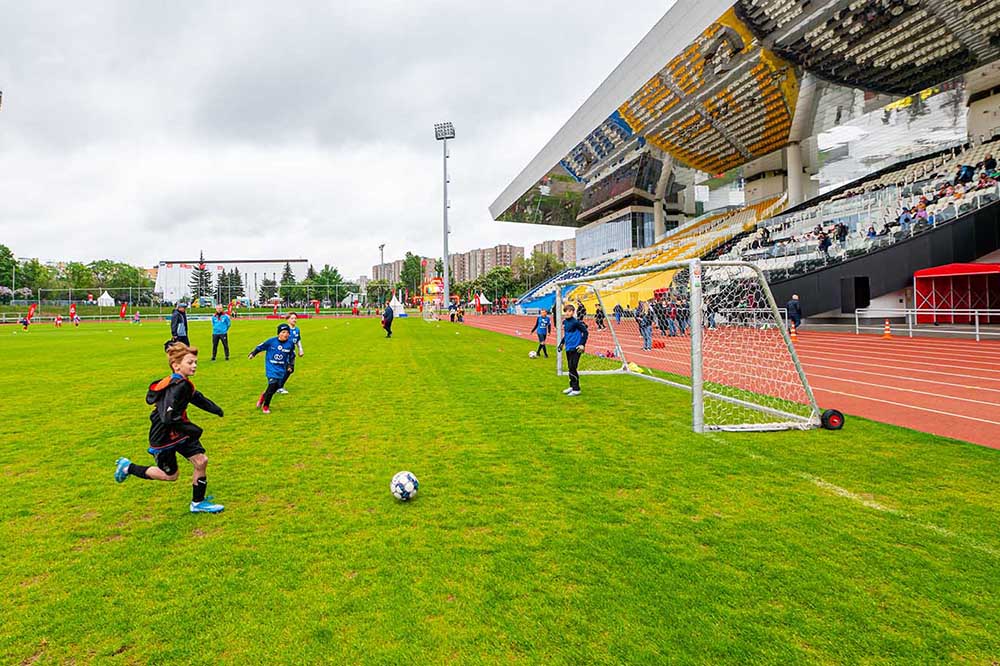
0,1,670,278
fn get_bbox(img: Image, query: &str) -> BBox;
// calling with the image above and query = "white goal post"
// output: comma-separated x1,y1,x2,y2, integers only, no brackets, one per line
555,259,821,432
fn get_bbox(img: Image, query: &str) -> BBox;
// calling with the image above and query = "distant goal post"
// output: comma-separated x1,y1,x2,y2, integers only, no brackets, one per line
555,259,824,433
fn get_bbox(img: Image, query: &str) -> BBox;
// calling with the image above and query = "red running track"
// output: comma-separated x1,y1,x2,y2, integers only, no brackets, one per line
463,315,1000,450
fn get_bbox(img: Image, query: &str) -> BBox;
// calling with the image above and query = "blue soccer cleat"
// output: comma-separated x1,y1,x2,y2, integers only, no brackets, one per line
114,457,131,483
190,500,224,514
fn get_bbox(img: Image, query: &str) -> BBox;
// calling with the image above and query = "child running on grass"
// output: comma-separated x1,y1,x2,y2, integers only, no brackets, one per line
557,303,588,397
530,309,551,358
114,343,225,513
277,313,304,394
248,323,294,414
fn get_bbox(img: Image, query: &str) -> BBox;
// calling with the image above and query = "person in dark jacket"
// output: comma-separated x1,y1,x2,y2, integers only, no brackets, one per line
170,302,190,346
557,303,589,396
637,300,654,350
594,305,606,330
382,301,394,338
786,294,802,330
114,343,225,513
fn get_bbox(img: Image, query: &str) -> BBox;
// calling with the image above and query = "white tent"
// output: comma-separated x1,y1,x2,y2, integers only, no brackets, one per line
389,293,407,318
97,291,115,307
477,293,492,305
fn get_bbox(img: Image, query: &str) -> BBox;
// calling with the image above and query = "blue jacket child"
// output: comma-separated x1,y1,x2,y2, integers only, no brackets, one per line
247,323,295,412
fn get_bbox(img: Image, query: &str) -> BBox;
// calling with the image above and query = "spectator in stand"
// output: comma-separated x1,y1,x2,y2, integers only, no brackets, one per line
955,164,975,185
866,226,877,240
836,223,848,245
818,231,832,258
980,153,996,174
898,208,913,234
786,294,802,331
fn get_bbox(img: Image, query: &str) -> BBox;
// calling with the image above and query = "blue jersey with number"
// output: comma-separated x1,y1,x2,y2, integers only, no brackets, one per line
290,326,301,345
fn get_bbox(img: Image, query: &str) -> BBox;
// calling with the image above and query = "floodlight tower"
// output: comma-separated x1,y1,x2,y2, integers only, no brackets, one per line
434,122,455,310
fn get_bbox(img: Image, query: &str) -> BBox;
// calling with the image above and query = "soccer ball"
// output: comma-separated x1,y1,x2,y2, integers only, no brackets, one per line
390,471,419,501
528,351,537,358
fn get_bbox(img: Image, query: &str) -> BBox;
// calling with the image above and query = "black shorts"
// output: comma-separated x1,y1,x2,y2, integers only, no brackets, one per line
150,439,206,476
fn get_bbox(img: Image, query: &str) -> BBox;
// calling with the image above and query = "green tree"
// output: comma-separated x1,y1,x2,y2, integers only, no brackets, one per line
278,262,301,303
17,258,53,291
399,252,423,298
434,258,444,278
188,251,212,300
229,269,245,299
0,244,16,289
259,278,278,302
63,262,95,289
366,279,391,304
306,264,318,281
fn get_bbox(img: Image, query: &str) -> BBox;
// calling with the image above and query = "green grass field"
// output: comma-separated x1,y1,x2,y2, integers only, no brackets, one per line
1,318,999,664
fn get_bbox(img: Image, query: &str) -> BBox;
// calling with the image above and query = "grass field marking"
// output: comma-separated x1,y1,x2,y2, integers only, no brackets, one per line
798,473,1000,560
801,361,1000,395
812,388,1000,427
805,372,1000,408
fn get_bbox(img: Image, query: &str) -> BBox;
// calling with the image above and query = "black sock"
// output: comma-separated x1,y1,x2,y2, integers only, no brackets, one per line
127,463,150,479
193,477,208,503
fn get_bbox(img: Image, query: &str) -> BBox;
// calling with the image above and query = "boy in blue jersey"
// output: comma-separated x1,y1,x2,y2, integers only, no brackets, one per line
529,309,551,358
277,313,304,394
557,303,589,396
248,323,294,414
114,343,225,514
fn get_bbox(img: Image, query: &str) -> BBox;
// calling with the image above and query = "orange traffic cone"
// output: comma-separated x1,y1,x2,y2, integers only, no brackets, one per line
789,322,798,343
882,319,892,339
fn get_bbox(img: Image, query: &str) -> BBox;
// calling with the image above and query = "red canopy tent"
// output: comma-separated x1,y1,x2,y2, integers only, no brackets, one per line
914,263,1000,323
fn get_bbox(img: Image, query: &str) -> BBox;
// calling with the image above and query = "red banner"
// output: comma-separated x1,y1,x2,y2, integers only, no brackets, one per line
27,303,37,321
314,301,320,315
119,303,127,319
69,303,77,317
273,303,279,316
227,301,233,316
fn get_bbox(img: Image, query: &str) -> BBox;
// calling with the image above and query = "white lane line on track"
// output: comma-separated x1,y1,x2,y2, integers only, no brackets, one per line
802,361,1000,394
794,343,1000,373
796,351,1000,382
794,340,1000,367
798,473,999,559
811,387,1000,426
807,372,1000,408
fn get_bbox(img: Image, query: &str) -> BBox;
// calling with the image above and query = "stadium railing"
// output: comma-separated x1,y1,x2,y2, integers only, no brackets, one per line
854,307,1000,341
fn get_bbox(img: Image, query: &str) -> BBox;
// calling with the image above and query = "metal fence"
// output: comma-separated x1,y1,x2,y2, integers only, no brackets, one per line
855,307,1000,341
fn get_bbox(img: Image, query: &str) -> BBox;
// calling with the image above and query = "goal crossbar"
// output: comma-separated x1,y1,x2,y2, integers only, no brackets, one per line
554,259,821,433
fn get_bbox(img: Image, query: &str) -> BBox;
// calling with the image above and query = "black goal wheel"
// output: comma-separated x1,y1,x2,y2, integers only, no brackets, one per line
821,409,845,430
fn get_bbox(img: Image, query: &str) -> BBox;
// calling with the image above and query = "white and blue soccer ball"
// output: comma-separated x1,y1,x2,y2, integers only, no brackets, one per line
390,471,419,501
528,350,537,358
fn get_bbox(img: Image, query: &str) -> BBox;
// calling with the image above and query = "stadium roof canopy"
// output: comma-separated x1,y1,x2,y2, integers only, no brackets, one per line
491,0,1000,225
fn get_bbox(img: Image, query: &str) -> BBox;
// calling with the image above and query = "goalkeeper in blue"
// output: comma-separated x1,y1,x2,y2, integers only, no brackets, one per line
529,309,551,358
557,303,588,396
114,343,226,514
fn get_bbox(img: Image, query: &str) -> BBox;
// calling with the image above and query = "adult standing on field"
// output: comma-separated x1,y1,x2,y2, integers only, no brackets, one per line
171,302,190,346
211,304,231,361
382,301,394,338
786,294,802,330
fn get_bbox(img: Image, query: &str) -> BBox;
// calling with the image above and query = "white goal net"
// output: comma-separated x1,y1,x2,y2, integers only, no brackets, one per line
555,259,820,432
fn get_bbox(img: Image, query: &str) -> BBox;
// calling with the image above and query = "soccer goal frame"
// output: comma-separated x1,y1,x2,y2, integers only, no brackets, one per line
555,259,821,433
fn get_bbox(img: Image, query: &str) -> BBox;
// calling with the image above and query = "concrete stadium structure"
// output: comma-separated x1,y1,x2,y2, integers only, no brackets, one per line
494,0,1000,315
